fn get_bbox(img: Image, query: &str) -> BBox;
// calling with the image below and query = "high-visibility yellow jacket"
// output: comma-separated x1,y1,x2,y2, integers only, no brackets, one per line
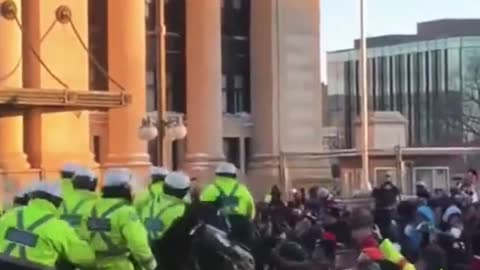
0,198,95,268
380,238,416,270
200,176,255,220
59,189,98,240
139,193,186,241
61,177,75,200
83,198,156,270
134,182,164,213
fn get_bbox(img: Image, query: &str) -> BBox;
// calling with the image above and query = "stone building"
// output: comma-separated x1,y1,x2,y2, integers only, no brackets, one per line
0,0,322,199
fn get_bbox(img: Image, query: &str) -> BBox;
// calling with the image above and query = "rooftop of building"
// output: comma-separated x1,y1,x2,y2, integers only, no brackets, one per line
328,18,480,53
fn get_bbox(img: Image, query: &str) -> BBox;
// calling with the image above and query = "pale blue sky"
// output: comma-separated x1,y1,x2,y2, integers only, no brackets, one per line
320,0,480,80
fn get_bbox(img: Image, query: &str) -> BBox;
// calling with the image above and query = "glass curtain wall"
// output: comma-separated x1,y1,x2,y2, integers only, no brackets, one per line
327,37,480,148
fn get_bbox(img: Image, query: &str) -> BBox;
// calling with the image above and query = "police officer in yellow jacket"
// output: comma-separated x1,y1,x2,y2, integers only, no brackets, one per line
60,167,98,240
134,166,169,213
200,162,256,246
85,168,156,270
60,163,81,200
200,162,255,219
140,171,189,242
0,182,95,269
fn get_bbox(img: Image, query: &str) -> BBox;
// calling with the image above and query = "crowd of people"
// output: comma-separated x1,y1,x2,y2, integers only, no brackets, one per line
1,161,480,270
253,170,480,270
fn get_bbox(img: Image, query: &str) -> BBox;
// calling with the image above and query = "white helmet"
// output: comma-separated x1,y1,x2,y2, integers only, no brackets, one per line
15,184,35,198
150,166,169,177
215,162,237,176
318,187,330,199
73,167,96,182
61,163,81,174
416,181,427,188
165,171,191,190
31,182,62,198
103,168,133,187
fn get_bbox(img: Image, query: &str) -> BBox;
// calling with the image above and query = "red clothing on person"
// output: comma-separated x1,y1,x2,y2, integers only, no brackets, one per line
362,247,385,261
470,256,480,270
359,235,385,261
361,235,379,248
323,231,336,242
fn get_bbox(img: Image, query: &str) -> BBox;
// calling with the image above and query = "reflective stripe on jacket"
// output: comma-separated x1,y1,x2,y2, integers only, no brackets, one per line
200,176,256,219
85,198,156,270
380,238,416,270
0,199,95,268
140,194,185,241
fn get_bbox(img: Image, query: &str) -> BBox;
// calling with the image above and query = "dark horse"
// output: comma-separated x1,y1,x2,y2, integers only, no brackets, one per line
151,201,251,270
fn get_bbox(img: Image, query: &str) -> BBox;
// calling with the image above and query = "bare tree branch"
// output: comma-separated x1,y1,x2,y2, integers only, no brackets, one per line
441,54,480,140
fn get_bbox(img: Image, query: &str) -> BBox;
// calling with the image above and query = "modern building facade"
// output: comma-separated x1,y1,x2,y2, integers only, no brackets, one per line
327,19,480,150
0,0,322,199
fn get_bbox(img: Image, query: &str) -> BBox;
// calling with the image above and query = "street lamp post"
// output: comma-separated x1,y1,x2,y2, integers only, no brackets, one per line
138,114,187,142
156,0,167,166
142,0,187,167
359,0,371,191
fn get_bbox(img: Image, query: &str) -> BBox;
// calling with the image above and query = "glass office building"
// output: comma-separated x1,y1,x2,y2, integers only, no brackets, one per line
327,35,480,148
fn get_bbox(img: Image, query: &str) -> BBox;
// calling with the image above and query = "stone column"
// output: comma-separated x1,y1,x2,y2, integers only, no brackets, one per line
248,0,322,199
183,0,224,181
0,0,30,172
105,0,150,178
247,0,281,199
31,0,95,178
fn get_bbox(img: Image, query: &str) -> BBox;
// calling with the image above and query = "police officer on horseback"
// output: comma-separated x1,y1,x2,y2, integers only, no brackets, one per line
200,162,255,246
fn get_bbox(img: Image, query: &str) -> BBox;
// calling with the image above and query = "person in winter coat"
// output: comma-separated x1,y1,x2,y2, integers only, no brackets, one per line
373,181,400,242
437,205,469,270
416,182,431,203
415,244,446,270
470,231,480,270
402,205,435,262
349,208,400,270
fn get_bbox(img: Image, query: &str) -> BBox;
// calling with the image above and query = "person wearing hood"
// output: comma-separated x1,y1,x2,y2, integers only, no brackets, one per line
59,167,98,239
60,163,81,199
402,205,435,262
134,166,169,212
0,182,95,269
85,168,156,270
